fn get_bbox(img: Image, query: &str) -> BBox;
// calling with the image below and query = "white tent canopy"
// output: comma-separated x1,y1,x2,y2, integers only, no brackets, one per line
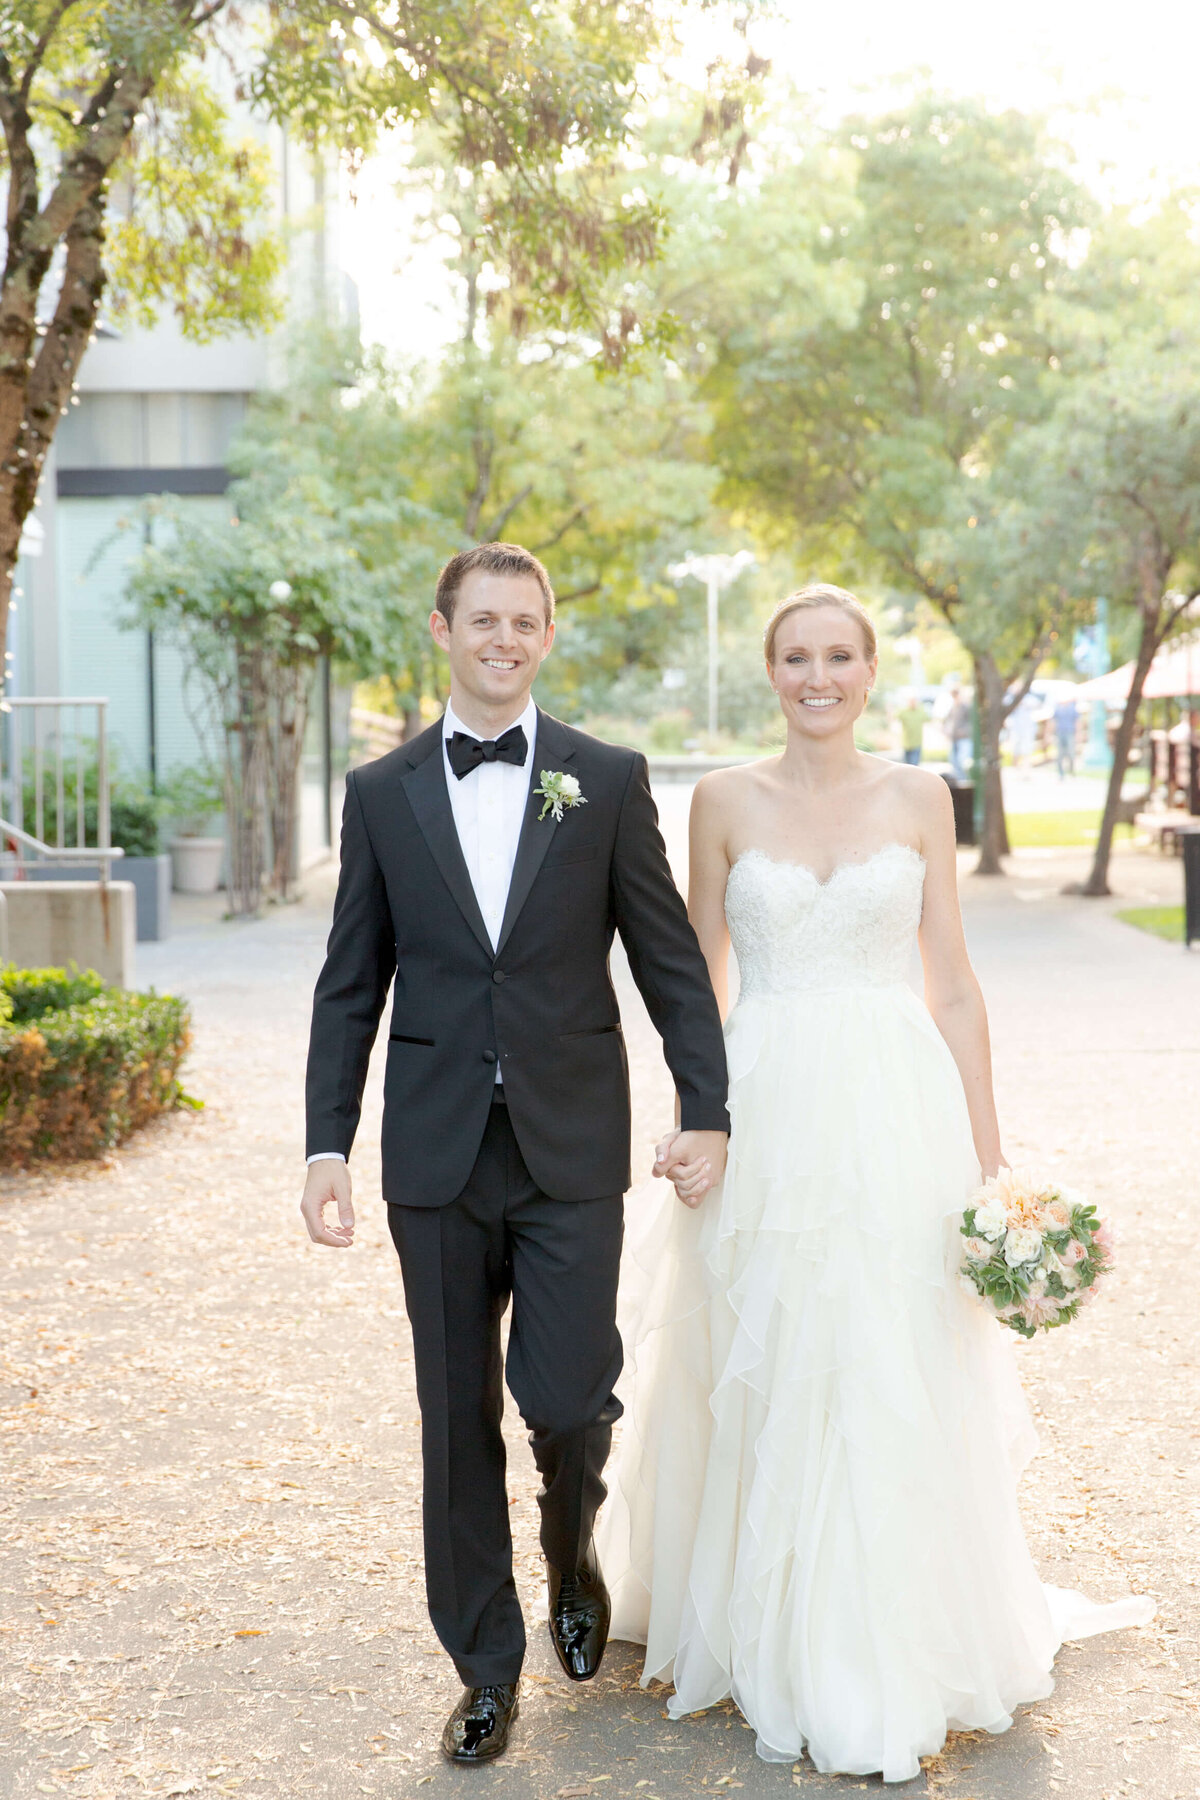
1075,636,1200,703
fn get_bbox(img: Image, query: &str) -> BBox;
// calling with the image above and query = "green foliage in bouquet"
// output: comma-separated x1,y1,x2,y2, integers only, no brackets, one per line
0,964,197,1167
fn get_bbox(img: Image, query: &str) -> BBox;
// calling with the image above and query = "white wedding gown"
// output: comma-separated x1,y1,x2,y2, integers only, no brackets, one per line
598,843,1153,1783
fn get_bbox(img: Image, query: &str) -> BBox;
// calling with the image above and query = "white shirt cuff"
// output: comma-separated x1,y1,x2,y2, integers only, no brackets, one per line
306,1152,347,1165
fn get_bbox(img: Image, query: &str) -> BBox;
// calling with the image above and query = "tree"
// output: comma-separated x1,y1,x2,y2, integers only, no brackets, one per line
125,472,378,915
1047,352,1200,896
228,332,456,738
0,0,693,688
405,337,723,718
705,93,1093,869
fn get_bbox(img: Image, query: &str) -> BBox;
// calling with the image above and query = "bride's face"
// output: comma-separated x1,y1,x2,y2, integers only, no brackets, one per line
769,607,877,735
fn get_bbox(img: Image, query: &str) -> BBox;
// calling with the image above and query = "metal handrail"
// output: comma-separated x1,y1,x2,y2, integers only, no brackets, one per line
1,820,125,860
0,696,122,882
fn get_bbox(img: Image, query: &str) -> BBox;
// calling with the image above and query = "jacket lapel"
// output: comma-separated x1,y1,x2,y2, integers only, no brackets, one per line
399,724,494,958
495,709,577,957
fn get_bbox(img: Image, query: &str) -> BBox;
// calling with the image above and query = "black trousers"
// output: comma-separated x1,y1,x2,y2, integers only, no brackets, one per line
388,1097,624,1689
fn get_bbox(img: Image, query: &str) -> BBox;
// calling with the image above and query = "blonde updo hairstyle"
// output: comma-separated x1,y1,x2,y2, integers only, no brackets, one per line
764,583,878,666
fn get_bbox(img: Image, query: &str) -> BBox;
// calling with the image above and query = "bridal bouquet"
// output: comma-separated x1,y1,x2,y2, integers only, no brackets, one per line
959,1168,1112,1339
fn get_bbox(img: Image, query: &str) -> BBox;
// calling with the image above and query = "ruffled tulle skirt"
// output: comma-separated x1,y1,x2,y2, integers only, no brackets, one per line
597,982,1153,1783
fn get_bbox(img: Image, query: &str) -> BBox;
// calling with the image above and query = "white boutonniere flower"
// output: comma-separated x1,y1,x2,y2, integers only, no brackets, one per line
535,769,586,823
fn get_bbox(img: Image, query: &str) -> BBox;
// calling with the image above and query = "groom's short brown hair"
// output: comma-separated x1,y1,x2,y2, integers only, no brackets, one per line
435,542,556,628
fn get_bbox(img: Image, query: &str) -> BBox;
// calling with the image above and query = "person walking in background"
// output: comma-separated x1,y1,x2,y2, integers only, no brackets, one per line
945,684,973,780
897,691,926,765
1054,694,1080,779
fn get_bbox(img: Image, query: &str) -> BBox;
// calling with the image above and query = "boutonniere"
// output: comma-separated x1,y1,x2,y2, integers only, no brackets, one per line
535,769,586,823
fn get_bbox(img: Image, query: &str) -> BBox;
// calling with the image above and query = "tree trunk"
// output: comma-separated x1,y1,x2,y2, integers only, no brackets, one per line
265,660,310,905
0,494,22,675
223,647,269,918
972,650,1011,875
0,56,158,677
1078,606,1162,897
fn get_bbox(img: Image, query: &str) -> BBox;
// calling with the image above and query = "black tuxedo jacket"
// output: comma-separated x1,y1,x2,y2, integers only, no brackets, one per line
305,709,729,1206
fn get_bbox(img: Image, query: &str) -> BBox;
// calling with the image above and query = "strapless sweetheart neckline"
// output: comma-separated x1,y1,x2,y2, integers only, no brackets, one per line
731,841,925,889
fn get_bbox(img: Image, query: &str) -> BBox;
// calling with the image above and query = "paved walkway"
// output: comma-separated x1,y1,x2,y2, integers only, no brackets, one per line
1,794,1197,1800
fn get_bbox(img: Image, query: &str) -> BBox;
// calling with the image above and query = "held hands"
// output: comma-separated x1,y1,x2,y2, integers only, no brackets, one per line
300,1160,356,1248
653,1129,728,1209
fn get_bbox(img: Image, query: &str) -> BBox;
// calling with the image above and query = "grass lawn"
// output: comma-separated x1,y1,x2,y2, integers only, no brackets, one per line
1006,810,1102,847
1116,906,1186,944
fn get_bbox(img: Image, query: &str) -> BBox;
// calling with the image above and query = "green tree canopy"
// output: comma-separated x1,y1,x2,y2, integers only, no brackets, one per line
703,92,1095,865
1039,346,1200,893
0,0,710,680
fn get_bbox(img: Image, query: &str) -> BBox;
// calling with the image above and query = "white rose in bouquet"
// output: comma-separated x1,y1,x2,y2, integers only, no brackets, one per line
974,1200,1008,1241
963,1236,994,1262
1003,1227,1043,1268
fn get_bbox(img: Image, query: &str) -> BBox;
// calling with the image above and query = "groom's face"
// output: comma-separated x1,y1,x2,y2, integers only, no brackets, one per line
430,572,555,714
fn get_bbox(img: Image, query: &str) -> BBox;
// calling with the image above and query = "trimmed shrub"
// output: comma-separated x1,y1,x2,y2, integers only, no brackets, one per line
0,964,195,1166
5,965,107,1023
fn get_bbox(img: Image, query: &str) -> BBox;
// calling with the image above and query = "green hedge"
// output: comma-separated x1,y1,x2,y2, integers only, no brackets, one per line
4,965,107,1023
0,964,195,1166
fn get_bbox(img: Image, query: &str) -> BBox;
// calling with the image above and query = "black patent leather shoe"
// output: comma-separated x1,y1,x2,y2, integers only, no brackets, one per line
441,1683,519,1763
547,1542,610,1681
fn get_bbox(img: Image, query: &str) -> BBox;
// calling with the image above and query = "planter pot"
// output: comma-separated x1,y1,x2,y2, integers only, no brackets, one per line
122,854,172,941
168,836,224,896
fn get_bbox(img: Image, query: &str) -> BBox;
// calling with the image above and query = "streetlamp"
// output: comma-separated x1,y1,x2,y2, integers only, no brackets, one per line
667,551,756,738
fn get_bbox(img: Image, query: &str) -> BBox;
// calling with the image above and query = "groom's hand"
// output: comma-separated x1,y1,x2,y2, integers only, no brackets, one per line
300,1160,356,1248
653,1129,727,1209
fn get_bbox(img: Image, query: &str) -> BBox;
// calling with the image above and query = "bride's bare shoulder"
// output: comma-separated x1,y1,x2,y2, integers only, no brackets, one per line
872,757,955,838
693,759,778,820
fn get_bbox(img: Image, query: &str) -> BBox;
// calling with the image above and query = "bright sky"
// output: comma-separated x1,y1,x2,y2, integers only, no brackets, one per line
341,0,1200,359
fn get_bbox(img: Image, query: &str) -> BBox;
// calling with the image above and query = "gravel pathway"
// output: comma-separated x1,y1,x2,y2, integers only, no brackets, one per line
1,797,1196,1800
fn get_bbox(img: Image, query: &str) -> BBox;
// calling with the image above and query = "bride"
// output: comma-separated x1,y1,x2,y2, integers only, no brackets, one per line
597,583,1152,1784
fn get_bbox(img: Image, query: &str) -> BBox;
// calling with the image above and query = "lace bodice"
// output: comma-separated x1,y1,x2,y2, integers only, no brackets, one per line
725,843,925,997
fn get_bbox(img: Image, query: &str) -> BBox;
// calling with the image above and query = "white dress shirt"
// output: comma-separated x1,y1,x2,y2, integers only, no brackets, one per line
307,697,537,1162
441,695,538,953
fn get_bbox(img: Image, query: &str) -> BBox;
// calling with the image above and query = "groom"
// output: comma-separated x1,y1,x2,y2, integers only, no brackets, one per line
301,543,729,1764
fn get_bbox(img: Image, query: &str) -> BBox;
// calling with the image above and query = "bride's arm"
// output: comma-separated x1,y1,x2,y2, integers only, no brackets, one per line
915,776,1006,1178
686,774,734,1021
651,775,734,1202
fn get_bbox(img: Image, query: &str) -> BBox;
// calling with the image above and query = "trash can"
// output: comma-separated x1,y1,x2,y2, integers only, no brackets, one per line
1183,825,1200,948
939,775,976,846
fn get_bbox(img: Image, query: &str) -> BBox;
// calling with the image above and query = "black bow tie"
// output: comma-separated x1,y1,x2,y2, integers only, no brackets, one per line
446,724,528,781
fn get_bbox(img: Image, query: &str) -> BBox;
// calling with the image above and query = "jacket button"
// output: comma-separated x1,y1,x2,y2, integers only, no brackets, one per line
492,969,507,984
482,1050,497,1064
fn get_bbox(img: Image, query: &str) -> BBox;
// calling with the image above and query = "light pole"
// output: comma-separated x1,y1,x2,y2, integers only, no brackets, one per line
667,551,755,738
